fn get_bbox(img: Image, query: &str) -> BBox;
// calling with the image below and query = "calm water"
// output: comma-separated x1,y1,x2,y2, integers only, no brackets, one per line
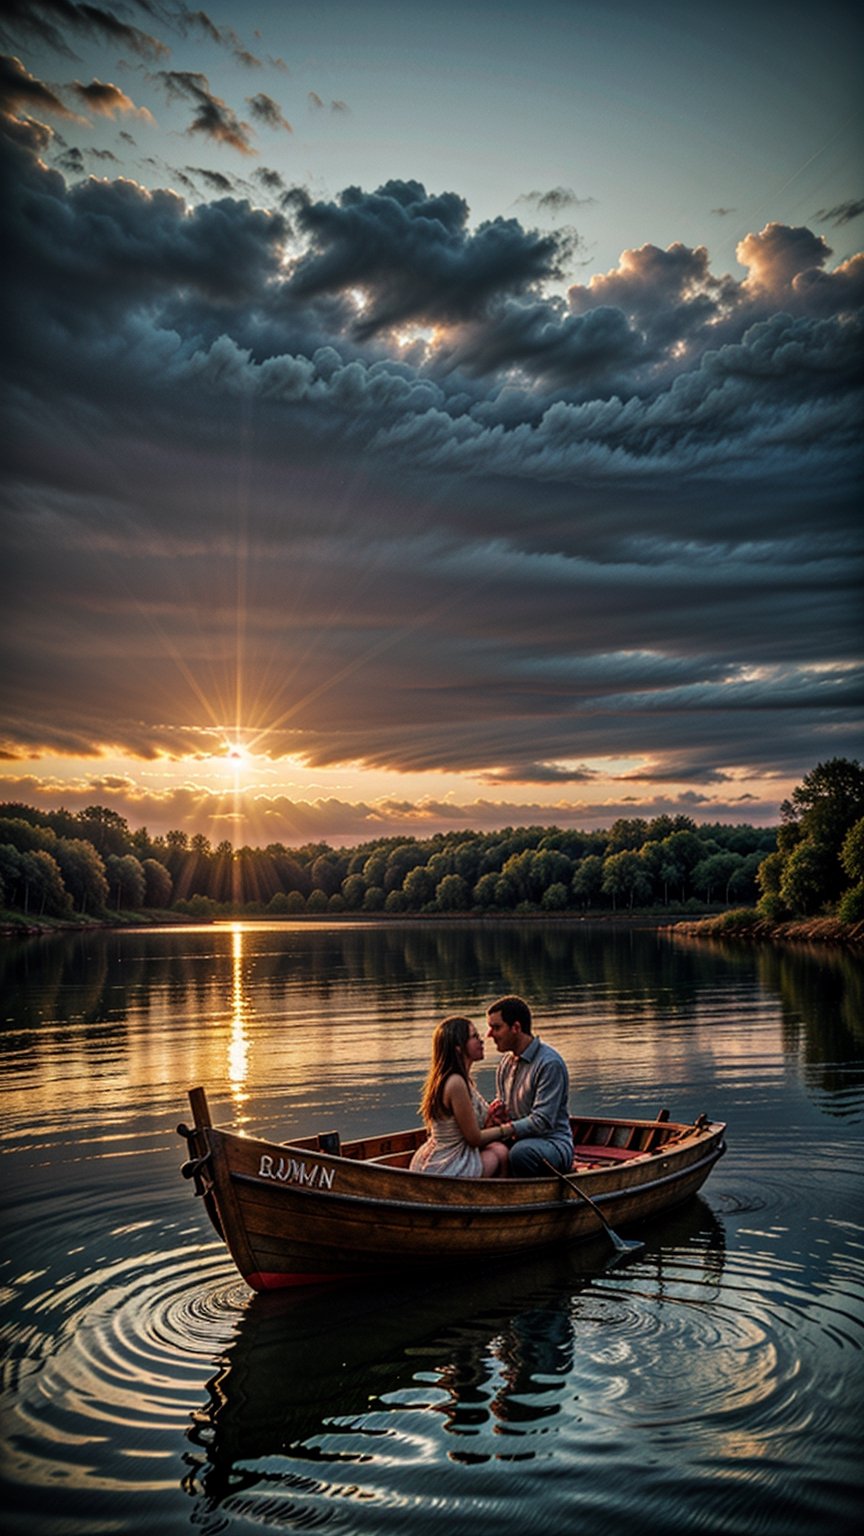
1,920,862,1535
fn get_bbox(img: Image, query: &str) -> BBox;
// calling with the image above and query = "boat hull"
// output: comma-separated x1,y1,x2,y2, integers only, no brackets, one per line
180,1093,726,1289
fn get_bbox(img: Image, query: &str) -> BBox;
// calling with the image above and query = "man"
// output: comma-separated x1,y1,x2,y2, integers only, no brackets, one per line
486,994,573,1176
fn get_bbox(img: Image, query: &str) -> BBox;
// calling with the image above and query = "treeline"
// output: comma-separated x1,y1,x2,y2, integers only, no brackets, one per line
0,802,772,921
0,757,861,925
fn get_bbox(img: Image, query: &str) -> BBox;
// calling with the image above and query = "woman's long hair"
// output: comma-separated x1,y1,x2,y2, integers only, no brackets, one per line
418,1016,474,1126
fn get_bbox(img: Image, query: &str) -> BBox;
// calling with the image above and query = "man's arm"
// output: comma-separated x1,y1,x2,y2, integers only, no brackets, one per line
511,1054,569,1141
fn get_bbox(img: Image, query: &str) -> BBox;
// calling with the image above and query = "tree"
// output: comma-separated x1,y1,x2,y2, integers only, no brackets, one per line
53,838,109,913
572,855,603,907
22,849,72,916
781,758,864,849
779,842,834,916
0,844,21,907
473,871,501,908
363,852,387,888
728,852,762,905
384,842,424,893
763,758,864,913
403,866,436,909
76,806,133,857
311,855,340,896
656,830,704,901
105,853,146,910
142,858,173,908
493,874,518,909
602,851,651,910
0,816,51,854
607,817,649,852
692,852,742,904
341,873,367,910
435,874,470,911
757,850,785,899
840,817,864,884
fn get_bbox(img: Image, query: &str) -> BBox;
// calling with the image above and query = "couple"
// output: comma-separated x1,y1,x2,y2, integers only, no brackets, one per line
409,994,573,1179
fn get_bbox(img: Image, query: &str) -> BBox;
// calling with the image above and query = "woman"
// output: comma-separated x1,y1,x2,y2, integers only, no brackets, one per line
410,1016,511,1177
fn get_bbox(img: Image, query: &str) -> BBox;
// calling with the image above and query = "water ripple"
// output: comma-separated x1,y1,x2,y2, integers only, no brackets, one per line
2,1233,244,1509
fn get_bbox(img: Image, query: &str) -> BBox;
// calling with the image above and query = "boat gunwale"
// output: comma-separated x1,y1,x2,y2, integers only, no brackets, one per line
224,1133,727,1217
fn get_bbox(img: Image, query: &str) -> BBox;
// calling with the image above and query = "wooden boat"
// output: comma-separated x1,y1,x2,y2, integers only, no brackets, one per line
178,1087,726,1289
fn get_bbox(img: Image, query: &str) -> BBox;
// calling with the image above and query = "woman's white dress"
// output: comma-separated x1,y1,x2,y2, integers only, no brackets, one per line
409,1085,489,1177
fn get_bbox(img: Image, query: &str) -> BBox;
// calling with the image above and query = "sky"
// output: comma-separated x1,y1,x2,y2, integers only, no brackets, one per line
1,0,862,848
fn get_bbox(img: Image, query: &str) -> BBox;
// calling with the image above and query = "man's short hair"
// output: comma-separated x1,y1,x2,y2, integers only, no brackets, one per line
487,994,532,1032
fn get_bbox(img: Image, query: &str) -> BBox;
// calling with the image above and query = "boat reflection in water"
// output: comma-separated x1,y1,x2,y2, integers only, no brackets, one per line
184,1198,726,1517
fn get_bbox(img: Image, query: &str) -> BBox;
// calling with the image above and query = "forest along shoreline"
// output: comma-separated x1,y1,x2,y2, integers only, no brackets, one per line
3,757,863,949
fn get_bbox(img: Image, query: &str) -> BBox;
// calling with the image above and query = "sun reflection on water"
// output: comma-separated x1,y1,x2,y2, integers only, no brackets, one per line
227,925,250,1121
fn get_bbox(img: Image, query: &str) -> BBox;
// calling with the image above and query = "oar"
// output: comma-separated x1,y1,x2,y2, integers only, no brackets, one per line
542,1158,645,1260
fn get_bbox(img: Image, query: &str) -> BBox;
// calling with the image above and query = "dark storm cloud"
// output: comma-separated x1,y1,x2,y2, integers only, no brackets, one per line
1,110,861,795
1,129,286,331
156,69,255,153
286,179,569,336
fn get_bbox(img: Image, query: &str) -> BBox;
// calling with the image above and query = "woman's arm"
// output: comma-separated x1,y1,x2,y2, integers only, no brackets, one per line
444,1076,512,1147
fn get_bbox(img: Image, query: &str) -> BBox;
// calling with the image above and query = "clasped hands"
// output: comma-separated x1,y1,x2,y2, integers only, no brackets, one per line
485,1099,514,1142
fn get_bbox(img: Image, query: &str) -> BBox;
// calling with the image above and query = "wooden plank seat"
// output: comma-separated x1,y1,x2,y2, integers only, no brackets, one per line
572,1144,644,1164
367,1150,415,1168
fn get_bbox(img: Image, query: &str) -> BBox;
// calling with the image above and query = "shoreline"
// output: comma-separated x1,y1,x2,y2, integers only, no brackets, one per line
671,912,864,948
3,908,862,947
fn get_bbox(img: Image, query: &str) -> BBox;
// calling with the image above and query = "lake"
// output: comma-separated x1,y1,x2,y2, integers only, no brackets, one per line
1,919,862,1535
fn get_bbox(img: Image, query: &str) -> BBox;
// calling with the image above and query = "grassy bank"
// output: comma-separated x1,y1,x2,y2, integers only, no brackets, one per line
671,907,864,947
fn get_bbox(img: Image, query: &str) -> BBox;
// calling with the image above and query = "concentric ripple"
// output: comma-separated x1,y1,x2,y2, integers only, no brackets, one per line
177,1220,864,1536
2,1229,245,1513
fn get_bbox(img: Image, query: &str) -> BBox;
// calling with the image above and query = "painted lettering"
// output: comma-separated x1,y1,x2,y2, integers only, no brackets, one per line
256,1152,336,1191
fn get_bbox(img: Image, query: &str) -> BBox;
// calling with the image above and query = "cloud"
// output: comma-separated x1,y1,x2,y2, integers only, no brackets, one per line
156,70,256,154
308,91,348,113
71,78,154,122
737,221,832,295
0,0,168,61
185,164,237,194
246,91,292,132
0,773,789,843
814,197,864,227
0,119,861,802
518,187,596,214
254,164,287,194
0,52,81,119
286,179,569,337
